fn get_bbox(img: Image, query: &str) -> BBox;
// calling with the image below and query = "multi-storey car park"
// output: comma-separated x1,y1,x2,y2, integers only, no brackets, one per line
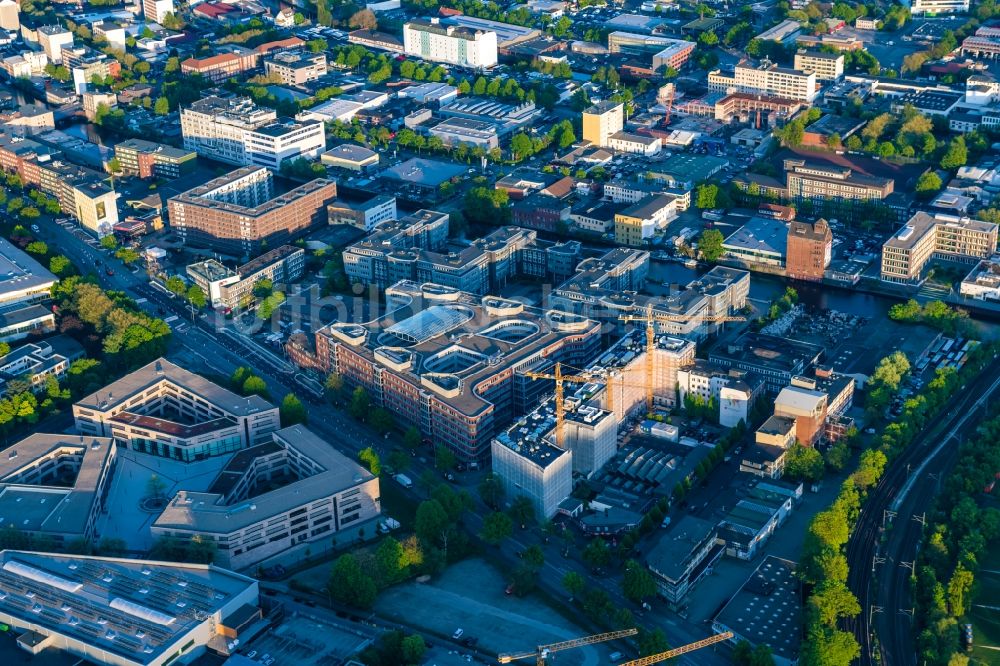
316,281,602,462
73,358,281,461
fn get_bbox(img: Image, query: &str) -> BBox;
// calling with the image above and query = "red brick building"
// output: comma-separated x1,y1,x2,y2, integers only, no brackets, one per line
785,218,832,282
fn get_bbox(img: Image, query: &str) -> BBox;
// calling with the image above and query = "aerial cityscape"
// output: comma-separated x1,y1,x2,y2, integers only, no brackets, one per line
0,0,996,664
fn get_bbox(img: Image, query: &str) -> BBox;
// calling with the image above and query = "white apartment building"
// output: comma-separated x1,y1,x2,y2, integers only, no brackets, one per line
36,25,72,64
151,426,381,570
677,360,762,428
181,96,325,168
403,19,498,69
911,0,969,14
144,0,175,23
793,49,844,81
709,60,818,102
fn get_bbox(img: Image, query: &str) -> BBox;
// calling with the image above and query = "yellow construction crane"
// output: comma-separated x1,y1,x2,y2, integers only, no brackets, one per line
619,305,746,412
524,362,603,450
618,631,734,666
498,628,638,666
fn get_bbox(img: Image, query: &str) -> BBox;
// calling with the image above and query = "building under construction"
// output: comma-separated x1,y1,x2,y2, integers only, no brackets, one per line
491,330,695,518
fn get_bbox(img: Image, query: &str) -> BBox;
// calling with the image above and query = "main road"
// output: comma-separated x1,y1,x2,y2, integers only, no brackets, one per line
846,353,1000,666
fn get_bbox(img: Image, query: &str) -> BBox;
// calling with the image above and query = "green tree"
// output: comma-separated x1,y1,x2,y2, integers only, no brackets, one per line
403,426,422,451
154,97,170,115
375,536,407,584
480,511,513,545
280,393,307,426
359,446,381,475
785,444,825,482
799,626,860,666
434,445,456,471
622,559,656,603
49,255,73,276
696,183,719,208
115,248,141,265
940,136,968,170
478,473,505,509
637,628,670,657
237,375,266,398
698,228,725,262
186,284,206,308
257,292,285,319
509,495,535,526
808,581,861,627
164,275,185,295
414,499,449,546
348,387,371,420
400,635,426,664
562,571,585,598
370,407,395,434
582,537,611,569
329,554,377,608
25,241,47,255
915,171,942,198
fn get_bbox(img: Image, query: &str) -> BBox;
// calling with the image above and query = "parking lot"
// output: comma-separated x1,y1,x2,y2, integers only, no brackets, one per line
243,616,371,666
374,558,607,665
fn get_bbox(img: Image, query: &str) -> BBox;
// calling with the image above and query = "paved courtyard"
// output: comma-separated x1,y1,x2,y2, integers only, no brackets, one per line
96,447,231,552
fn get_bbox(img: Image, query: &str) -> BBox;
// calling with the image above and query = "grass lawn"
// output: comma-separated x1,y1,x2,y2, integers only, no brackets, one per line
969,551,1000,662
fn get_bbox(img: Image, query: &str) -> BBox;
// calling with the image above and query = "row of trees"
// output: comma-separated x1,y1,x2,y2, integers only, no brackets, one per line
797,344,995,665
913,411,1000,665
888,299,973,335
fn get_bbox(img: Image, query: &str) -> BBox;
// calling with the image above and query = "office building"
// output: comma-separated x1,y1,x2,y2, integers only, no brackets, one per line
151,425,380,570
719,482,797,560
181,48,259,83
0,336,83,397
315,281,602,462
187,245,306,310
144,0,175,23
0,550,260,666
82,91,118,120
614,194,677,246
30,160,120,237
328,194,397,232
785,158,894,203
960,259,1000,300
709,60,818,102
343,216,578,294
428,118,499,150
321,143,379,172
755,414,797,449
0,237,58,306
0,433,116,545
264,50,328,85
911,0,969,13
64,47,122,95
710,333,824,393
114,139,196,180
403,19,498,69
181,96,326,168
785,218,832,282
0,0,19,32
167,166,337,255
37,25,73,64
646,516,723,606
773,384,828,446
582,101,624,148
606,32,695,70
677,360,765,428
443,15,541,50
793,49,844,81
881,212,997,284
963,26,1000,59
73,357,281,457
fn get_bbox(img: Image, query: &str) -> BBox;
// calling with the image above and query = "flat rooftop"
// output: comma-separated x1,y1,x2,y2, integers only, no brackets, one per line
381,158,466,188
153,426,375,534
0,550,256,664
76,357,274,417
711,333,824,375
713,556,802,662
646,515,718,581
320,281,599,417
723,216,789,258
0,236,58,298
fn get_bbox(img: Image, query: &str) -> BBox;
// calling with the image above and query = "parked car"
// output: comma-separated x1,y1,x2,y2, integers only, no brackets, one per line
452,628,464,640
